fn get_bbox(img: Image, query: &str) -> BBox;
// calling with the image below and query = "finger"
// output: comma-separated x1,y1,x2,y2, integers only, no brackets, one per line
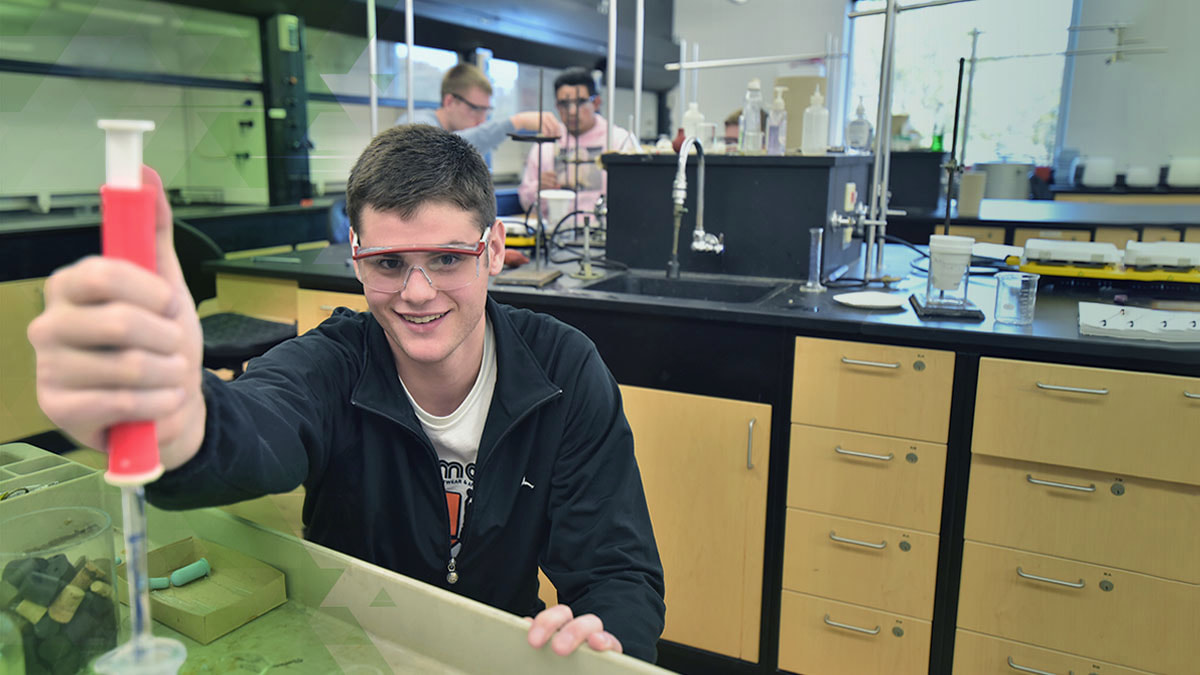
37,385,188,433
550,614,604,657
527,604,573,649
45,257,178,315
143,166,186,290
586,630,622,654
31,302,184,354
37,347,189,390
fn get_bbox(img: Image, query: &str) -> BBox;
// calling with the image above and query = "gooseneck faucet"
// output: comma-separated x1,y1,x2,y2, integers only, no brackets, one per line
668,136,723,279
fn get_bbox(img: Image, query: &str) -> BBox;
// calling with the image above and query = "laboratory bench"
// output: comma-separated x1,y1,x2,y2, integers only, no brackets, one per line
887,197,1200,248
193,243,1199,675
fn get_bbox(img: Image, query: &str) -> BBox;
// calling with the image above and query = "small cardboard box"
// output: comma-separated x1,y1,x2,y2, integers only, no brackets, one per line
117,536,286,644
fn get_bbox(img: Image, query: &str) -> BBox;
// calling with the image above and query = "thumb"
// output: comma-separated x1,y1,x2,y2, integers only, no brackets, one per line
142,166,187,294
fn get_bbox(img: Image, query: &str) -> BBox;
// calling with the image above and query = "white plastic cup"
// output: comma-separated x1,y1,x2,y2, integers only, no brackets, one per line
994,272,1040,325
957,171,987,218
539,189,577,235
927,234,974,294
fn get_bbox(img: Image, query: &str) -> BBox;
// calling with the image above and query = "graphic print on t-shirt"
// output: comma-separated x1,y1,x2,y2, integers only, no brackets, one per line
442,459,474,557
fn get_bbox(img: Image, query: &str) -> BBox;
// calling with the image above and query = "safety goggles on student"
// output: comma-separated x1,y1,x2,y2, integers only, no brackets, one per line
555,96,596,111
352,230,489,293
451,92,493,114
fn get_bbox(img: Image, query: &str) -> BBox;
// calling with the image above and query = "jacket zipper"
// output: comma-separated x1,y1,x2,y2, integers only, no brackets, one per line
449,387,563,584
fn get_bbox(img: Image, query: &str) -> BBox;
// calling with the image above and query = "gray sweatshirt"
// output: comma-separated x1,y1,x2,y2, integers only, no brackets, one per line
399,108,516,155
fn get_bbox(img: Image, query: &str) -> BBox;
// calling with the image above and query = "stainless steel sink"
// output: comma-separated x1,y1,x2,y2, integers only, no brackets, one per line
579,272,781,304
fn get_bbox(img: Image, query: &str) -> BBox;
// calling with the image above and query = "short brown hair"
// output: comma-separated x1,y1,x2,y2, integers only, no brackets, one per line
346,125,496,235
441,63,492,99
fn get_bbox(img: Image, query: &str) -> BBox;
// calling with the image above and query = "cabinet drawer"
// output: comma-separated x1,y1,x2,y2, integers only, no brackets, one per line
779,590,930,675
214,273,298,323
792,338,954,443
973,357,1200,485
966,454,1200,583
297,289,369,334
953,629,1153,675
788,425,945,533
957,541,1199,674
783,509,938,619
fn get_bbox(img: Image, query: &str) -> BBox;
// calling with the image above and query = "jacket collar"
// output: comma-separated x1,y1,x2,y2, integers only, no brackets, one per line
351,297,562,443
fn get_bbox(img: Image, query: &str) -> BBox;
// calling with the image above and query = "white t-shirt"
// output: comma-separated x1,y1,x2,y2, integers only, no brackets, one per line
400,320,497,559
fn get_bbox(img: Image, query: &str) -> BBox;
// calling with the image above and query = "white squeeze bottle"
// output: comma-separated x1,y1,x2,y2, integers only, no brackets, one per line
766,86,788,156
846,96,873,152
800,84,829,156
738,78,764,154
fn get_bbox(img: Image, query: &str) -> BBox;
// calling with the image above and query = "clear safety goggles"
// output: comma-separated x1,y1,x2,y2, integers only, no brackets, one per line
351,230,489,293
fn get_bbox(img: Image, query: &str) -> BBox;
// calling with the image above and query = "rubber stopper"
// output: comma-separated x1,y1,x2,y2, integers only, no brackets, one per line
169,558,210,587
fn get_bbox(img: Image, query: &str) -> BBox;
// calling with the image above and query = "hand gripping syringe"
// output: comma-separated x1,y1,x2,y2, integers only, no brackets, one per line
92,120,187,675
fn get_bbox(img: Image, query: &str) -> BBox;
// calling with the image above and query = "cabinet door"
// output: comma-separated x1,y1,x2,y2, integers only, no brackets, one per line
965,454,1200,583
297,289,369,334
214,273,298,324
973,358,1200,485
779,590,930,675
792,338,954,443
958,540,1199,674
953,629,1154,675
0,279,54,442
620,385,770,663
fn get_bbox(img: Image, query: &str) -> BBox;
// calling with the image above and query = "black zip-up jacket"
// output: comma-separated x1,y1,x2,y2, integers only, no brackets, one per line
147,299,666,661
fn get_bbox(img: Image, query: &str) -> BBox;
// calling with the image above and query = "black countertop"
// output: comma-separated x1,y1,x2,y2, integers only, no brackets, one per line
205,243,1200,375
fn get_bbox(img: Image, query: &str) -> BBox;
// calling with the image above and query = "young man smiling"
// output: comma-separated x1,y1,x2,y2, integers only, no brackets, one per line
28,125,665,661
402,63,559,156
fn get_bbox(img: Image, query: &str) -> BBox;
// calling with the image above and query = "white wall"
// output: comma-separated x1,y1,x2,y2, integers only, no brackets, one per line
1062,0,1200,169
671,0,850,139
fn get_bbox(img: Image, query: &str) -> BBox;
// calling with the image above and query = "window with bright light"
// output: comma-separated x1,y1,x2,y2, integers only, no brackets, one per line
849,0,1074,166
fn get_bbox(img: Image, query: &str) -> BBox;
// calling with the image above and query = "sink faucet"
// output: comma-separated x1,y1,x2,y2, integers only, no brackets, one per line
668,137,724,279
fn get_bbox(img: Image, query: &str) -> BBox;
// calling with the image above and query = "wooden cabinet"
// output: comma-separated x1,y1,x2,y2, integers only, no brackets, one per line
1012,228,1091,248
620,385,770,663
297,289,368,334
787,426,946,533
953,629,1154,675
0,279,54,442
958,541,1198,675
781,337,953,674
966,454,1200,584
778,591,930,675
960,357,1200,673
791,338,954,443
973,358,1200,484
214,273,298,324
947,225,1005,243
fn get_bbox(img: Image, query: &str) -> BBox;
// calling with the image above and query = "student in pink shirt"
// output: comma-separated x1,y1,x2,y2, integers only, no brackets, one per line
517,68,636,226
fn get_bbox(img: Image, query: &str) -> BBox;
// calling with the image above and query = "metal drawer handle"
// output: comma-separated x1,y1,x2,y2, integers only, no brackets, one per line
1026,474,1096,492
1035,381,1108,396
823,614,880,635
1016,567,1085,589
746,418,756,470
830,531,887,549
841,357,900,369
1185,391,1200,400
835,446,894,461
1007,656,1060,675
319,304,337,311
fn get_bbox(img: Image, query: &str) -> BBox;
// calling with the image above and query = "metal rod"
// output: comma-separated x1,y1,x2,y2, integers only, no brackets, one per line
849,0,975,18
974,46,1167,62
942,57,966,234
404,0,413,124
666,51,840,71
866,0,899,280
368,0,378,137
677,39,687,130
606,0,616,152
961,28,980,166
633,0,644,144
1068,23,1130,32
691,43,699,104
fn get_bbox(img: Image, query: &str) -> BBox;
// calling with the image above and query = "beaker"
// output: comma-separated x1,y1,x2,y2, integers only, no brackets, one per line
799,227,826,293
0,506,119,674
993,272,1040,325
925,234,973,306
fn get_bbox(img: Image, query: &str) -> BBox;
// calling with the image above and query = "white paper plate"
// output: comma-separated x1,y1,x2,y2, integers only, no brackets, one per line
832,291,907,309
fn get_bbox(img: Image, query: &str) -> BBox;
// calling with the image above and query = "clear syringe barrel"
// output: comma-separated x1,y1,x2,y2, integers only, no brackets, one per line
806,227,824,286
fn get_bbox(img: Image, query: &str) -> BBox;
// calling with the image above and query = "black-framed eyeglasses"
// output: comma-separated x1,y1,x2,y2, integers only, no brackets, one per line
451,92,493,114
555,96,595,110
